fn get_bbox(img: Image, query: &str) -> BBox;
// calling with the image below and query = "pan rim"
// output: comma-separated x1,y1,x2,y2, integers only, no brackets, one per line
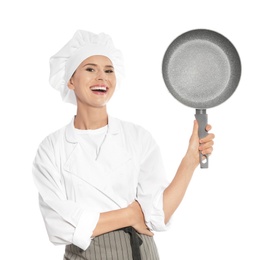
162,29,241,109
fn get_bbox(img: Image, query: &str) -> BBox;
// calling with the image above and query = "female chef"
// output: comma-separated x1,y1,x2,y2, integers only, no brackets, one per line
33,30,214,260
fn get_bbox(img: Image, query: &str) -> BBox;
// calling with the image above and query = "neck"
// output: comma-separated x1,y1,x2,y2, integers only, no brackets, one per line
74,106,108,130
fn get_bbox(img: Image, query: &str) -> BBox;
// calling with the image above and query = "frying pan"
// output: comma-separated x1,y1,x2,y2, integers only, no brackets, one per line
162,29,241,168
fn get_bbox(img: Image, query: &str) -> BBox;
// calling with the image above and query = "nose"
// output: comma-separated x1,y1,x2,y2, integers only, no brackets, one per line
97,69,106,81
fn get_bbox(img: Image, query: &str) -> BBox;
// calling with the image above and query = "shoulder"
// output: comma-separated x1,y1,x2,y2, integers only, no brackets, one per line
36,122,69,152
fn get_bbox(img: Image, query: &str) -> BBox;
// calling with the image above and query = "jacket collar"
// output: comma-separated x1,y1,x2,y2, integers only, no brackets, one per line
65,115,120,143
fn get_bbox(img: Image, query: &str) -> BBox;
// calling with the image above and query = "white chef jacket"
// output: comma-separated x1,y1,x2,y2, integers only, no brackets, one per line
33,116,170,250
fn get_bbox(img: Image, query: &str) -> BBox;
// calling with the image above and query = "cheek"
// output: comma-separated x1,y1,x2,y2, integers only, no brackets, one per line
111,76,117,87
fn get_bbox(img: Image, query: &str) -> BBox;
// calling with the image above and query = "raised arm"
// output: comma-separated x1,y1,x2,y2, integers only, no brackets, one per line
163,120,215,223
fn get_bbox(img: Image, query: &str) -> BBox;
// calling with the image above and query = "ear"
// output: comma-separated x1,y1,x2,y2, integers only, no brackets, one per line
67,77,75,90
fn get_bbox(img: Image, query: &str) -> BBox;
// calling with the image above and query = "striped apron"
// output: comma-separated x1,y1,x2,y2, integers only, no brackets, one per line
64,227,160,260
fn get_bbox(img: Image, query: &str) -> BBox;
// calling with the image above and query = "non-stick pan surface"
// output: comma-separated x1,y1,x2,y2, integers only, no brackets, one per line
162,29,241,109
162,29,241,168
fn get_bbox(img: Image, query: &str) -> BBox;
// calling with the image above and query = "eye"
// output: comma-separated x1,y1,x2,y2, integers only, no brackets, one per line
105,69,114,74
85,67,94,72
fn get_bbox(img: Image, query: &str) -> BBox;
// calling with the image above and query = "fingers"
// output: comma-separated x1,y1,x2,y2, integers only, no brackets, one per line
205,124,212,132
133,223,154,237
192,120,199,136
189,120,199,147
200,133,215,144
137,226,154,237
129,200,154,236
199,141,214,155
140,226,154,237
144,229,154,237
195,122,214,155
199,133,215,155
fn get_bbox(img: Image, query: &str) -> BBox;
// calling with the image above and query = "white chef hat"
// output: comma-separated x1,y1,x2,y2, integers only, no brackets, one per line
49,30,125,105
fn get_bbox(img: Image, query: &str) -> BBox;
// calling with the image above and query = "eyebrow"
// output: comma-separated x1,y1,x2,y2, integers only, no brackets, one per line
82,63,114,68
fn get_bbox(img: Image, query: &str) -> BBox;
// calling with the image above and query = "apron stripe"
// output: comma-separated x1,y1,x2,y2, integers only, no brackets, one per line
64,228,160,260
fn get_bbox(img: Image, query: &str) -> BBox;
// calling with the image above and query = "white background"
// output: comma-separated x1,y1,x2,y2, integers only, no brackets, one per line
1,0,264,259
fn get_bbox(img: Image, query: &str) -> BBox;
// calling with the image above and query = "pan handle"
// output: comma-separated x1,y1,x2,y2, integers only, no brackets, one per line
195,109,209,168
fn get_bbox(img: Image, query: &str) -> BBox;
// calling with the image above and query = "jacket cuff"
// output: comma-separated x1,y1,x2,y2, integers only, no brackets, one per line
73,210,100,250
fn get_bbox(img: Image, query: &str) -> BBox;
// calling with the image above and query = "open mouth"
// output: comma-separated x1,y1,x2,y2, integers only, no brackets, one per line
90,85,108,93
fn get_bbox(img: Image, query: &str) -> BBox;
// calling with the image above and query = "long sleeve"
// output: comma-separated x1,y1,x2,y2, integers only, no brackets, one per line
32,137,100,250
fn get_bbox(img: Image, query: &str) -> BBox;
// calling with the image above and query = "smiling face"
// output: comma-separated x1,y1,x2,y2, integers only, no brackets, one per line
68,55,116,109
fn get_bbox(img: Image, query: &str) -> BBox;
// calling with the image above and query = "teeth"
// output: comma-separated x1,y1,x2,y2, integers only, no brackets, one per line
91,86,107,91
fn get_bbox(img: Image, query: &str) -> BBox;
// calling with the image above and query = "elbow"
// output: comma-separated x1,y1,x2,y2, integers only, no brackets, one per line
163,210,173,226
